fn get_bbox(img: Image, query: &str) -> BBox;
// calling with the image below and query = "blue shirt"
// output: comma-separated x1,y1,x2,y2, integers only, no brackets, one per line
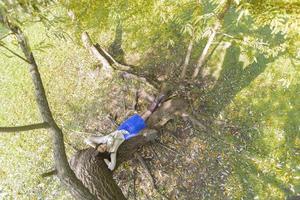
117,114,146,140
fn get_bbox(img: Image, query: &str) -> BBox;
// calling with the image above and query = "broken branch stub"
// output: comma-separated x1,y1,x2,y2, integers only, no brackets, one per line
81,32,113,78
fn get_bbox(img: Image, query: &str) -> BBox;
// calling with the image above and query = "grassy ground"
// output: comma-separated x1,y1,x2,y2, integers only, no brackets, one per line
0,21,299,200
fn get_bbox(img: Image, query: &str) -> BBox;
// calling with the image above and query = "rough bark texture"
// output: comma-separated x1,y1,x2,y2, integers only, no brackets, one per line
0,15,98,199
69,134,153,200
68,96,187,199
70,149,126,200
1,12,192,199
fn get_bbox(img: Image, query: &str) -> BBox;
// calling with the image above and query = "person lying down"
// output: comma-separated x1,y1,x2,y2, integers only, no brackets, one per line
85,95,164,171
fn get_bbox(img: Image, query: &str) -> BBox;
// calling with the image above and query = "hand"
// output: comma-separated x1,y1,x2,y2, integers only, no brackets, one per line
104,159,115,171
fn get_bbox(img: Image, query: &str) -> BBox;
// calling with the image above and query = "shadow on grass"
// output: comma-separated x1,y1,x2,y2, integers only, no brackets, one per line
202,43,278,116
61,2,299,198
194,17,299,197
213,82,300,198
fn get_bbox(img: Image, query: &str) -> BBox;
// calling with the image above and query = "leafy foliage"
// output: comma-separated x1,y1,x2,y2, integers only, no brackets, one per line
0,0,300,199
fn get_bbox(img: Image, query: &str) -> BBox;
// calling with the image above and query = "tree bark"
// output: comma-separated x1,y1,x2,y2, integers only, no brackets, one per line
180,38,194,79
192,23,219,79
192,0,232,80
82,32,130,72
1,13,192,200
82,32,113,77
0,15,98,199
82,32,159,89
70,148,126,200
0,122,49,132
69,133,156,200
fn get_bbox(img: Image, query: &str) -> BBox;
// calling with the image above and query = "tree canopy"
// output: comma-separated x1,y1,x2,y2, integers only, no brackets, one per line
0,0,299,199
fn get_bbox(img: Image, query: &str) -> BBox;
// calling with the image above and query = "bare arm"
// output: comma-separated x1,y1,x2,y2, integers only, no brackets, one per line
85,135,108,148
104,152,117,171
141,94,165,121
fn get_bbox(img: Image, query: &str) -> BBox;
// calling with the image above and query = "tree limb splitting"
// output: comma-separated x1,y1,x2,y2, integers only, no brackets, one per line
192,0,232,80
0,13,98,200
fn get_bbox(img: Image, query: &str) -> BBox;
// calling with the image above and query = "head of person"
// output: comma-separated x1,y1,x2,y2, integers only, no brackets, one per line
96,136,114,152
97,143,108,152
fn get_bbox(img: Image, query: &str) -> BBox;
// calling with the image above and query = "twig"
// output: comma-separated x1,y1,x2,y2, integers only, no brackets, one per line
0,32,13,41
133,90,139,111
155,141,178,154
0,42,30,64
108,113,120,127
0,122,49,132
41,169,57,178
150,144,161,163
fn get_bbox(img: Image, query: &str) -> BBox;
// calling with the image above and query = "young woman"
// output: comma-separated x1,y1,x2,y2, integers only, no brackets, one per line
85,94,164,170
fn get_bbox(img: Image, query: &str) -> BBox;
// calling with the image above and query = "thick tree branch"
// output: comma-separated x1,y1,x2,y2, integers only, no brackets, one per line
82,32,160,89
0,122,49,132
180,38,194,79
192,0,232,80
192,23,219,80
0,14,97,200
81,32,130,72
81,32,113,77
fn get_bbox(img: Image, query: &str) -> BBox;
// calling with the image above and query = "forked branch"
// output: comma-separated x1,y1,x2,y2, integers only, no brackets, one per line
0,13,97,200
82,32,159,89
0,42,30,63
81,32,130,72
192,0,232,80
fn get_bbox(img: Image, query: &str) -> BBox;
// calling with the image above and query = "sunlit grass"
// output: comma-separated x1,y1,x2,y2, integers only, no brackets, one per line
223,56,300,199
1,10,300,200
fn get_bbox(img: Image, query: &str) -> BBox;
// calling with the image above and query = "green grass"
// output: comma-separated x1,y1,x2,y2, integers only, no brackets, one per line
221,56,300,199
1,16,300,200
0,21,150,199
0,22,97,200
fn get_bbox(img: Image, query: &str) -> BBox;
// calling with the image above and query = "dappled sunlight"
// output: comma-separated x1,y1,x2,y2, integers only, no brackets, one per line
220,60,300,198
1,0,300,199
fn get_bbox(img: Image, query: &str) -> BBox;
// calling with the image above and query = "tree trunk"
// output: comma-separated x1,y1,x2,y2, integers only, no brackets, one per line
192,0,232,80
69,134,151,199
0,15,98,199
180,38,194,79
192,23,219,80
69,148,126,200
68,96,188,199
